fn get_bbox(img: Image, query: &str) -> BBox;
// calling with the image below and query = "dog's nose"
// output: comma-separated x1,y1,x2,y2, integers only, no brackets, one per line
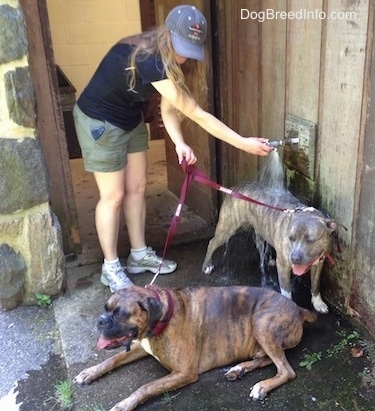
98,314,111,327
290,250,303,264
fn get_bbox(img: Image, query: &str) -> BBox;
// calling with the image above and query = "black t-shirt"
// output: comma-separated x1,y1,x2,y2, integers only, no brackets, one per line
77,43,166,131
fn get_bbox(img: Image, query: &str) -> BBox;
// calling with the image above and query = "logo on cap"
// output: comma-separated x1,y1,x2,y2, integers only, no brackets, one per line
188,24,203,42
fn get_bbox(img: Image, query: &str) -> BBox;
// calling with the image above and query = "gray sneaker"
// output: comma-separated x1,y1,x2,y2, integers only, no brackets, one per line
100,263,134,292
126,247,177,275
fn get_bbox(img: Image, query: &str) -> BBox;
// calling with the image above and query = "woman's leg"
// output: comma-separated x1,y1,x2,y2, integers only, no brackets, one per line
73,105,134,291
123,151,148,249
123,151,177,275
94,169,126,260
94,169,133,291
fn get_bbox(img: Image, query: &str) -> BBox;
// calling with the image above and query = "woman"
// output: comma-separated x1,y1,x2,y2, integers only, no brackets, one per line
73,5,273,293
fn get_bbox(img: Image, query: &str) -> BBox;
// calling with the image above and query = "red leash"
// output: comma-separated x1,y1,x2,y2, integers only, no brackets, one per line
180,160,287,212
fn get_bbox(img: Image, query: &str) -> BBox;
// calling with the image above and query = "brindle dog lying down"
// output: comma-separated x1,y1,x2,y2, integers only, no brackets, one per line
74,285,317,411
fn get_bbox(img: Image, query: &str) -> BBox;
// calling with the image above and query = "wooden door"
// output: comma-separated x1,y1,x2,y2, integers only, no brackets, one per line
141,0,217,223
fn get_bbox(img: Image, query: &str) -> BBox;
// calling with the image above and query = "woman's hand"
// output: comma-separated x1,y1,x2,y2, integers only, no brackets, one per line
175,142,197,165
239,137,274,156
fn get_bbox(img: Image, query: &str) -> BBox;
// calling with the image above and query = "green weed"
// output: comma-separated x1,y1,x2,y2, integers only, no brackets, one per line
327,330,360,357
54,379,74,410
157,391,181,408
299,351,322,370
35,293,52,308
300,329,362,371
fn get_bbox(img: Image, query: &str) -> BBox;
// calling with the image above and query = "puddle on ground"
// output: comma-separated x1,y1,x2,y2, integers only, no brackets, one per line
9,354,67,411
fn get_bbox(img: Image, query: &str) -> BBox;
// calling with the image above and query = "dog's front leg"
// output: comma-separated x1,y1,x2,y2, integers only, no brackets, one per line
310,264,329,313
276,257,292,299
74,342,148,385
109,371,199,411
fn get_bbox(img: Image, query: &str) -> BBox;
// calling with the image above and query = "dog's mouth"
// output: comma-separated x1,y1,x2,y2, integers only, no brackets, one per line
97,334,133,350
292,252,326,276
291,264,311,276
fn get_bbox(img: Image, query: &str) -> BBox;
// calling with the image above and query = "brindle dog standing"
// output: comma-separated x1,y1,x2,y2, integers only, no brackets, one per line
74,285,317,411
201,181,337,313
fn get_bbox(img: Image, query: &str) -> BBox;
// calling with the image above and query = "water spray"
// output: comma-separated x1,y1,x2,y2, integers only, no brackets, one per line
266,137,299,148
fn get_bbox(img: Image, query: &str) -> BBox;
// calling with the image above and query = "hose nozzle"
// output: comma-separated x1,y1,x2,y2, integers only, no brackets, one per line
266,137,299,148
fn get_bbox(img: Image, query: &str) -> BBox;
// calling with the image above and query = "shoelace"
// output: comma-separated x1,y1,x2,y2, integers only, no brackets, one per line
144,250,163,265
111,266,129,284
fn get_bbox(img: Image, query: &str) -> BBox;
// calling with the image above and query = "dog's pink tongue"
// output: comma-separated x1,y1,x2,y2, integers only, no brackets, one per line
292,264,310,276
97,336,114,350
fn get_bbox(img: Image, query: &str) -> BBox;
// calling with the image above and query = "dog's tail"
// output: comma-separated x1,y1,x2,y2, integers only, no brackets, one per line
300,308,318,323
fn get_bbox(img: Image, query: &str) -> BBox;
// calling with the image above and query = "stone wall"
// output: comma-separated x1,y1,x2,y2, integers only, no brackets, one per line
0,1,65,310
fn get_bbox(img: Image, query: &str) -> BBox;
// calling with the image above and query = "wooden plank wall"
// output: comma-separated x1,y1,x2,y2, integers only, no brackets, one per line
352,2,375,333
215,0,261,185
215,0,374,334
317,1,369,304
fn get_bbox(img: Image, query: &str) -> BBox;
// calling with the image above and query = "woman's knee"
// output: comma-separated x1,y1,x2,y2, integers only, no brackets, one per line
98,186,125,208
126,175,148,196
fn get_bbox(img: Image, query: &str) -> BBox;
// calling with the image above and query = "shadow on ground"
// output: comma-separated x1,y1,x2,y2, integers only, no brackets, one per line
1,234,375,411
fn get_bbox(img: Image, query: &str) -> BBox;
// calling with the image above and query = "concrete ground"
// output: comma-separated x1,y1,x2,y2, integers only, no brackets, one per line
1,140,375,410
1,236,375,411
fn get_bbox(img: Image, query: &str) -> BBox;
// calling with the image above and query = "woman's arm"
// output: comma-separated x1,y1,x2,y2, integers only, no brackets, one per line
159,95,197,164
152,79,273,156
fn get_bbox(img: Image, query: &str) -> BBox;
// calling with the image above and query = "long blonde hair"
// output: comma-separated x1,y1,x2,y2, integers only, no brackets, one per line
127,26,208,108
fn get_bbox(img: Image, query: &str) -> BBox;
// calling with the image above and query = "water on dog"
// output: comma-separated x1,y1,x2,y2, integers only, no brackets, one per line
215,151,284,291
256,150,285,289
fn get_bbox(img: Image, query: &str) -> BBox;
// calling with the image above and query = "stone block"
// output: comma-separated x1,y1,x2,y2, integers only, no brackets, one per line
0,137,49,214
0,244,26,310
0,4,27,64
25,210,65,302
4,67,36,128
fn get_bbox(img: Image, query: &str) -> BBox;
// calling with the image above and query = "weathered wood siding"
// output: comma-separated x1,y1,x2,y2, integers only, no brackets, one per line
215,0,375,335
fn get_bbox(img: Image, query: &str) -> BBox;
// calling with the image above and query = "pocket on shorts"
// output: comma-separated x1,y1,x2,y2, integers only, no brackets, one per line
90,119,107,141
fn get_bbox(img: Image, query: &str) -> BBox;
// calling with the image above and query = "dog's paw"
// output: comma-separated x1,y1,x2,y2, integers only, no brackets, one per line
312,294,329,313
250,382,267,400
202,264,214,275
225,365,245,381
73,368,97,385
109,398,133,411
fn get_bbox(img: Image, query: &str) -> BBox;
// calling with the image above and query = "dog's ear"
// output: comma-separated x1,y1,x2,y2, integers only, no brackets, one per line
139,297,164,330
326,220,337,232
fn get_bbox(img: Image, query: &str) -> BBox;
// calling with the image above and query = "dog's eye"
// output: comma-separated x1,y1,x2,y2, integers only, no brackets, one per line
304,233,315,243
113,307,121,317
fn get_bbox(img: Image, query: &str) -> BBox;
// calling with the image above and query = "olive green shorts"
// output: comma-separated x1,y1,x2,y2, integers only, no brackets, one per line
73,104,149,173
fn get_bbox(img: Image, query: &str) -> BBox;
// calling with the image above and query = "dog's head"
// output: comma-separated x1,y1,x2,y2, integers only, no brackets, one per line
96,286,164,350
288,210,337,275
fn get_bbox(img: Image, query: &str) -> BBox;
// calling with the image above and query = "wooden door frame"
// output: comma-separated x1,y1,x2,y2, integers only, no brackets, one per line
20,0,81,257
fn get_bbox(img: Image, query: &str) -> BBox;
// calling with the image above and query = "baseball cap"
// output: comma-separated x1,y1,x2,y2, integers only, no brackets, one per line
165,5,207,61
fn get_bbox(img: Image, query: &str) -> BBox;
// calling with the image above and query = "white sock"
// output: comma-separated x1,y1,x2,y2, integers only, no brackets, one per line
130,246,147,261
104,258,120,267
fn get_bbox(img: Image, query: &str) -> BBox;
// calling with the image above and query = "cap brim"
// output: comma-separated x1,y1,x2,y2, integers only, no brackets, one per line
170,32,205,61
